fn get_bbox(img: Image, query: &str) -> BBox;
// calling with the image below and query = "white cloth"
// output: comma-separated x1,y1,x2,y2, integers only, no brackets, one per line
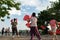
30,17,37,27
47,25,51,31
47,25,57,32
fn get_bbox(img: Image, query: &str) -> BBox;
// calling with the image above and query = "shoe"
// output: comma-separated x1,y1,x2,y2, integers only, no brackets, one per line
18,35,20,37
12,35,15,38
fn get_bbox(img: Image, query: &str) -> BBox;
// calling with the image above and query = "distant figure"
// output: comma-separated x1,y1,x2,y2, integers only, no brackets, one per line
5,28,8,36
4,27,10,36
2,27,5,36
30,12,41,40
11,18,18,37
50,18,57,40
7,27,10,36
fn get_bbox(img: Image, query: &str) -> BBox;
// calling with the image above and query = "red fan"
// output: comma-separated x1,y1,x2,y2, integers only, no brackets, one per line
26,22,30,28
23,15,31,21
56,29,60,35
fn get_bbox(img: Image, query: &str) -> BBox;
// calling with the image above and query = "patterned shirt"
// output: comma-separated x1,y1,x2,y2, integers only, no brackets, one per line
11,22,17,28
30,17,37,27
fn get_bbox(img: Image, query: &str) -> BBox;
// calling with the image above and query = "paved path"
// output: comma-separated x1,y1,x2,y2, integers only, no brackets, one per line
0,35,60,40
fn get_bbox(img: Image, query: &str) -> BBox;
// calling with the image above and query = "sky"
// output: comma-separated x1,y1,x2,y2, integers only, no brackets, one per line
0,0,58,31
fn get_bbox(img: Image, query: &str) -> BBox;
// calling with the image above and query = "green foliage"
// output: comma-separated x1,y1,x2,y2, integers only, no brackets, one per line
1,19,5,22
0,0,21,19
37,0,60,29
37,10,50,27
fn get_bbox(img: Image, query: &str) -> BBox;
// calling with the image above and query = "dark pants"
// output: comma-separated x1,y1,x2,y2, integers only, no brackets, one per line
30,27,41,40
12,27,18,35
2,31,4,35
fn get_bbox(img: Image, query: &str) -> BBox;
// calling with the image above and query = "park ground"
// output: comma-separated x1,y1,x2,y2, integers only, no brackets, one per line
0,35,60,40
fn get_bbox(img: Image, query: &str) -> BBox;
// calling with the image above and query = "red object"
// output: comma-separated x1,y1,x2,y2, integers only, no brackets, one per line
26,22,30,28
40,25,46,30
23,15,31,21
48,31,53,35
56,22,60,34
56,29,60,34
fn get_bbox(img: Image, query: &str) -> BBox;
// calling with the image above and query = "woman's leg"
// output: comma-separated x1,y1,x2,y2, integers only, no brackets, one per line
30,34,34,40
2,31,3,35
53,32,57,40
30,27,35,40
52,27,57,40
15,27,18,35
12,28,15,36
35,27,41,40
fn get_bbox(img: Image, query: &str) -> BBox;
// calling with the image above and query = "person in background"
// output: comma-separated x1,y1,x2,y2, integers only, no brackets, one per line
11,18,18,37
49,17,57,40
30,12,41,40
5,28,8,36
2,27,5,36
7,27,10,36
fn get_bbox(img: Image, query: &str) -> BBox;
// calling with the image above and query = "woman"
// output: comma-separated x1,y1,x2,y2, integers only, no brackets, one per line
30,12,41,40
50,18,57,40
11,18,18,37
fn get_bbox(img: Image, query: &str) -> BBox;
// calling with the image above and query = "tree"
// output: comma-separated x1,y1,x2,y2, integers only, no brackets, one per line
37,10,51,28
0,0,20,20
48,0,60,21
37,0,60,29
